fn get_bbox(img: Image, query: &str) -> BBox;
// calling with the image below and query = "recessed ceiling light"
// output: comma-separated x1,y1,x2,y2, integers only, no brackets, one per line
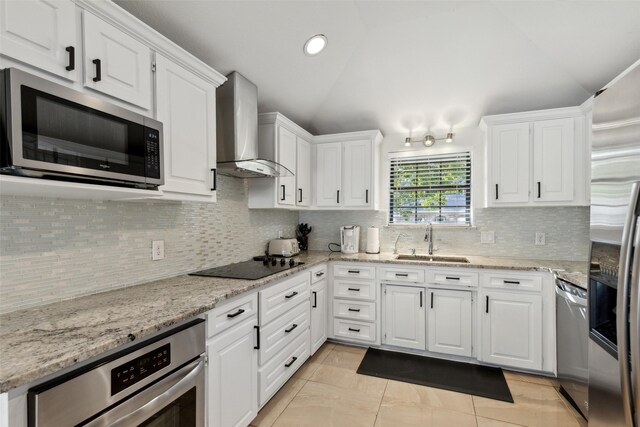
304,34,327,56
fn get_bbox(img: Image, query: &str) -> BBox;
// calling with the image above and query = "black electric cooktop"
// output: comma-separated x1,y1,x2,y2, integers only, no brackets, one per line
189,257,304,280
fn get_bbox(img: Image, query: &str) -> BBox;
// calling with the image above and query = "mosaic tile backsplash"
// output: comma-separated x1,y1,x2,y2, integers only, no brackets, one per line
0,176,297,314
299,207,590,261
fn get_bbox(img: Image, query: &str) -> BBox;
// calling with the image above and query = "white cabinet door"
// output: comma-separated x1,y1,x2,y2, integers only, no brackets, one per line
427,289,472,357
207,317,258,427
276,126,296,206
342,140,372,207
155,54,217,200
315,142,342,207
296,136,311,207
310,279,327,355
490,123,530,204
480,290,542,370
383,285,426,350
533,118,575,202
83,11,152,109
0,0,78,81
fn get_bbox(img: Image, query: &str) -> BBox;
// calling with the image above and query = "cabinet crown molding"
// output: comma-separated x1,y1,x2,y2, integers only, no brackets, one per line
479,106,584,130
73,0,226,87
313,129,383,144
258,112,314,139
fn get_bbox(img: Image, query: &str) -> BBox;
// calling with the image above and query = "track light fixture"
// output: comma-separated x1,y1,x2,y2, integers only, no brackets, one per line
404,131,455,148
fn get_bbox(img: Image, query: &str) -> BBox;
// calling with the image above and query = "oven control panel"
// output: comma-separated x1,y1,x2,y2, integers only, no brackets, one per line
111,343,171,395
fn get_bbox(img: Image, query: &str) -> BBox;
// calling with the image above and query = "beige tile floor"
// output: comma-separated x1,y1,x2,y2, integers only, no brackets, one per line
250,342,587,427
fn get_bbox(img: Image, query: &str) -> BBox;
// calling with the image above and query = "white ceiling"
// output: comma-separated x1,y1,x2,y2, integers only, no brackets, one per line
115,0,640,136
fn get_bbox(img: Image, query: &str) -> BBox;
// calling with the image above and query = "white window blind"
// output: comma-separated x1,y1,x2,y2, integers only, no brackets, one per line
389,152,471,225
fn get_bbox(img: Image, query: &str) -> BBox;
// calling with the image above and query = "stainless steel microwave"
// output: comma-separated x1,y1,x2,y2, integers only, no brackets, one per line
0,68,163,189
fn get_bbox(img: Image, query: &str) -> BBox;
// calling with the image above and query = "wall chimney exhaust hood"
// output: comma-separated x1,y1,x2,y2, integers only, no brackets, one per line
216,72,291,178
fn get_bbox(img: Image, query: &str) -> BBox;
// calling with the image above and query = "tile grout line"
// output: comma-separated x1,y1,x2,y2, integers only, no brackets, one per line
266,378,308,427
372,380,389,427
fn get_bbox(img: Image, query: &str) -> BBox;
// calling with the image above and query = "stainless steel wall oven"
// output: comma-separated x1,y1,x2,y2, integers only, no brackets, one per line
28,319,205,427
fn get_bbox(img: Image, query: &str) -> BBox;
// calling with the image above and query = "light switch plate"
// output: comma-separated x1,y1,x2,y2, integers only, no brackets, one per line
535,232,546,246
152,240,165,260
481,231,495,244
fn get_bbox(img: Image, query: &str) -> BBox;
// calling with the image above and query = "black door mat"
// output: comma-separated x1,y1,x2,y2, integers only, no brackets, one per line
357,347,514,403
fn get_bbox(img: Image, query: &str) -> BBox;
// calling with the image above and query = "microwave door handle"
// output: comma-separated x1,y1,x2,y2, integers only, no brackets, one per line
85,358,204,427
617,181,639,427
630,213,640,427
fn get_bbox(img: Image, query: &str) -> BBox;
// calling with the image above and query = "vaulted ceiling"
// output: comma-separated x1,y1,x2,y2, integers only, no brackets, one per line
116,1,640,136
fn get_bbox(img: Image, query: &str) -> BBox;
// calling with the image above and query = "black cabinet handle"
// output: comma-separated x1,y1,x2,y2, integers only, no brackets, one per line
92,58,101,82
486,295,489,313
347,270,360,274
312,291,317,308
395,273,409,277
285,291,298,299
280,184,286,201
65,46,75,71
254,325,260,350
348,327,360,332
420,291,423,308
211,168,217,191
348,308,360,312
445,276,460,281
504,280,520,285
337,190,340,204
298,188,303,203
537,181,541,198
285,323,298,333
347,288,360,292
226,308,245,318
430,292,434,309
284,356,298,368
315,272,324,277
495,183,499,200
365,189,369,203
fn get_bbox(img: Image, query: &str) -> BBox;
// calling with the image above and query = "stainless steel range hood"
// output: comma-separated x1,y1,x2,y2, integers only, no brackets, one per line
216,72,291,178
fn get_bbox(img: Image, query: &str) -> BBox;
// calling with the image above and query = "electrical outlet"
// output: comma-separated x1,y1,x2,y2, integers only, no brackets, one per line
152,240,165,260
481,231,495,244
535,232,546,246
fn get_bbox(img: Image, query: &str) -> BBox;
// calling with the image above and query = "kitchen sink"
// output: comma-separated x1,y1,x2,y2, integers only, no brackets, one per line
395,254,470,263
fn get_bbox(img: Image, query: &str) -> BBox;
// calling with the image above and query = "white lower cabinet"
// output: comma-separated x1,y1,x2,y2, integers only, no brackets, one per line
310,279,327,355
383,284,426,351
427,289,473,357
479,290,543,370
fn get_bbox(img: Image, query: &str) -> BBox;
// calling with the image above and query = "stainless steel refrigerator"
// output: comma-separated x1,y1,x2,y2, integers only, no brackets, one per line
588,60,640,427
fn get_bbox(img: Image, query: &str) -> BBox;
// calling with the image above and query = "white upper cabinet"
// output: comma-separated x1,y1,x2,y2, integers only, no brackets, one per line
0,0,79,81
342,139,372,208
296,137,311,207
83,11,152,109
277,126,297,206
533,118,575,202
490,123,531,204
383,284,426,351
315,142,342,207
155,54,217,200
481,107,588,207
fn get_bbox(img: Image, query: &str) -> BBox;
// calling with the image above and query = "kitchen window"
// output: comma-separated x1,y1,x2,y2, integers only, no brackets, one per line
389,151,471,225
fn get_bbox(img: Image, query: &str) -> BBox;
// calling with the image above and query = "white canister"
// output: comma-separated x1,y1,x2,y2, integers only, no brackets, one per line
366,226,380,254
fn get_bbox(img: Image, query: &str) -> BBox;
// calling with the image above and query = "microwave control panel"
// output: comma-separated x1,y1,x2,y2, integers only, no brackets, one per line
144,128,161,179
111,343,171,395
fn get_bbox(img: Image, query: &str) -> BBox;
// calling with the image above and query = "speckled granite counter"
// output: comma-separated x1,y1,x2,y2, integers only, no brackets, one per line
0,251,587,393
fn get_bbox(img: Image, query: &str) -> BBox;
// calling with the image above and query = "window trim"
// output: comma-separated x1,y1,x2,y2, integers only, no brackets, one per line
387,150,473,227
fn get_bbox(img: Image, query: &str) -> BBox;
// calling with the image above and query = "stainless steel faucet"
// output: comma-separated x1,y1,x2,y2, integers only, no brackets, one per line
424,223,433,255
393,233,408,254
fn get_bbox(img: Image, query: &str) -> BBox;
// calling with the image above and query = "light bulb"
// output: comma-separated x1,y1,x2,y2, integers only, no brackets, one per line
304,34,327,56
424,135,435,147
446,133,454,143
404,138,411,147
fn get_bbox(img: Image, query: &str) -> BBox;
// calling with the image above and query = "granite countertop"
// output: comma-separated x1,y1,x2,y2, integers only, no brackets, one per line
0,251,587,393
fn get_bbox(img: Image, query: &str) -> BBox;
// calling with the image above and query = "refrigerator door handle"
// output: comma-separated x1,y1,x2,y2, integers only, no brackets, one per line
618,181,640,427
631,213,640,427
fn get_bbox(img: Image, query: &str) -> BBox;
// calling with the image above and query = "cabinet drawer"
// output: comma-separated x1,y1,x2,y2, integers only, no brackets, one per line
259,301,309,365
260,273,310,325
311,264,327,284
333,264,376,279
333,300,376,322
334,279,376,301
333,319,376,343
482,272,543,292
427,269,479,287
380,266,425,283
259,330,310,406
207,293,258,338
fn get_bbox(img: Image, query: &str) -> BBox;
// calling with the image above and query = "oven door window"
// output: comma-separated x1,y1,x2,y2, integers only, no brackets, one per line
139,388,197,427
20,86,146,177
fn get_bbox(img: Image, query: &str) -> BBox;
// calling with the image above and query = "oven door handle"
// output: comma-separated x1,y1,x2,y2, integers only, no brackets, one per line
86,357,204,427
